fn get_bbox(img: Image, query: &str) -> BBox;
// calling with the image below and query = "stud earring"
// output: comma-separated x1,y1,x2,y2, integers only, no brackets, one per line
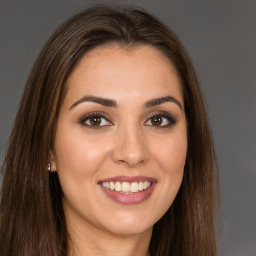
47,162,51,172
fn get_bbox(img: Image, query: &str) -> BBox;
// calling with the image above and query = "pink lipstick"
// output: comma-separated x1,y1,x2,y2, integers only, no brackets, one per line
98,176,157,205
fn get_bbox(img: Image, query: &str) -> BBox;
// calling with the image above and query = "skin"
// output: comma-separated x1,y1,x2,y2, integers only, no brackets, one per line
50,45,187,256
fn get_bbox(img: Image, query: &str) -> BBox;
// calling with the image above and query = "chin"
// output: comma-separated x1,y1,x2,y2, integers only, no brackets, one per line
107,223,152,237
101,212,155,236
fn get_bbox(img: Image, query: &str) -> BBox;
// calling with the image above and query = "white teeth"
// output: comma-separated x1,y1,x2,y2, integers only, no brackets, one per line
138,182,144,191
102,182,110,189
101,181,152,193
121,182,130,193
109,182,115,190
115,182,121,192
130,182,138,192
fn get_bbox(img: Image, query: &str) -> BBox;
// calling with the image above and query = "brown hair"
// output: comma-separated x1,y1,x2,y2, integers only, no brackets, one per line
0,5,218,256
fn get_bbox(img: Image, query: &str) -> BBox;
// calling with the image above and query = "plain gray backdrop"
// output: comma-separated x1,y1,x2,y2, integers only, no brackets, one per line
0,0,255,255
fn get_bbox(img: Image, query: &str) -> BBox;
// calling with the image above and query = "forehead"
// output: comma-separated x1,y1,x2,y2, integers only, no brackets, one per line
64,45,184,107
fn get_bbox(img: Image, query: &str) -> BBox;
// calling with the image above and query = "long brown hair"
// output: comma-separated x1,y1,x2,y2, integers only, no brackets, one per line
0,5,218,256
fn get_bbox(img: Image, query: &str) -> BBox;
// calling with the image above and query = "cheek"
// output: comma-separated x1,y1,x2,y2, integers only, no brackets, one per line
146,131,187,221
153,132,187,174
53,127,111,178
53,129,113,215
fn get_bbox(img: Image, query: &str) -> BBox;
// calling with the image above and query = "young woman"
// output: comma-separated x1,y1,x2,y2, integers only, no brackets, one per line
0,5,218,256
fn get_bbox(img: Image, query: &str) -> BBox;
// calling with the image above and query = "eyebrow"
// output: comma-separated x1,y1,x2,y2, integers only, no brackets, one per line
69,95,117,110
69,95,183,110
144,96,183,110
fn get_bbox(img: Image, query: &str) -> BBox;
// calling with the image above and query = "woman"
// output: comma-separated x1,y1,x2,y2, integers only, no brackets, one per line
0,5,218,256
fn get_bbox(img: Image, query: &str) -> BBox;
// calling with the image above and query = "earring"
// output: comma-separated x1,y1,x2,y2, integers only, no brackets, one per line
47,162,51,172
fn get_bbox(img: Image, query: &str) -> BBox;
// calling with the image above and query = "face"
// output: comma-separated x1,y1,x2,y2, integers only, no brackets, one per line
51,45,187,237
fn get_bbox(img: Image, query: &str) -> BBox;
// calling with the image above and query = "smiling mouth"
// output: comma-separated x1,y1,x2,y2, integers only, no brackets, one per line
101,181,151,194
98,175,156,204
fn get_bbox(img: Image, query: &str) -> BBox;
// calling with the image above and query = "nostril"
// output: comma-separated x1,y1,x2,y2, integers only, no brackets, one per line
111,129,149,167
112,145,148,167
116,157,145,168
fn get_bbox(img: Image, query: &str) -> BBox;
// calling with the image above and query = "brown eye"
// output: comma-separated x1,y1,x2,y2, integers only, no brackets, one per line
151,116,163,126
145,113,177,128
80,114,112,128
89,116,102,126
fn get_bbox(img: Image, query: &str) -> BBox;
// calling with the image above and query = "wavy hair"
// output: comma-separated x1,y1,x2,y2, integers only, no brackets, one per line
0,5,218,256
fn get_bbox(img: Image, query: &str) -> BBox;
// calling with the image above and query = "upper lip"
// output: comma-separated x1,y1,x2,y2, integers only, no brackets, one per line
98,175,157,183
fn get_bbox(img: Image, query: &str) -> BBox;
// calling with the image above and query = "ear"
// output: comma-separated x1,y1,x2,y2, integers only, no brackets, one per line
49,150,57,172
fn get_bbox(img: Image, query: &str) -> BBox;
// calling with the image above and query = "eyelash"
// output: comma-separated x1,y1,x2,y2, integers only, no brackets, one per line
79,112,112,129
79,111,177,129
145,112,177,128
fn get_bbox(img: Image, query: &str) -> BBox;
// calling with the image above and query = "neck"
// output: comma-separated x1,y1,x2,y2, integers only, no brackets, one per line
66,215,152,256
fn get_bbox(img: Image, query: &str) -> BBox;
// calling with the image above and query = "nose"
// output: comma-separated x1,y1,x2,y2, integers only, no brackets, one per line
111,126,149,168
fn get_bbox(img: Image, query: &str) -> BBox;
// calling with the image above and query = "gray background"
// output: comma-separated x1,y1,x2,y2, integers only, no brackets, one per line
0,0,255,255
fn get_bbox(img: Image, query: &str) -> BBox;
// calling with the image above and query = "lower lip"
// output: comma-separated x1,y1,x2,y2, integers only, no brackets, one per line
100,183,156,205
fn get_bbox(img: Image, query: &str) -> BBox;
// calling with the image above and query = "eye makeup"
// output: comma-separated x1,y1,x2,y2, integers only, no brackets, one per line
78,109,177,130
145,111,177,128
79,111,113,129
